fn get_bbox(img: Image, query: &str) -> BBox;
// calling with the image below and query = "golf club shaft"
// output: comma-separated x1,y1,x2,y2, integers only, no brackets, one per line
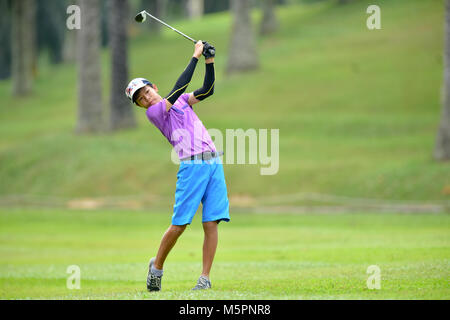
143,11,197,43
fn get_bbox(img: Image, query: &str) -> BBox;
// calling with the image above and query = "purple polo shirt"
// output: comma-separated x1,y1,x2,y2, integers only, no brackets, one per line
146,93,217,159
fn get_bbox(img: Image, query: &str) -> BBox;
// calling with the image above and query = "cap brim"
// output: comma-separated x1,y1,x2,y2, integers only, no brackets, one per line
131,82,151,104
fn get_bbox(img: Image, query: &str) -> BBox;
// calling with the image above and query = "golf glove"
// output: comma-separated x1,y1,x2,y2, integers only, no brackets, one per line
202,41,216,59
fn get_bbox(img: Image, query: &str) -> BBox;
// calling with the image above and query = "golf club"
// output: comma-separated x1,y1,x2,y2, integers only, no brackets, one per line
135,10,196,43
135,10,215,57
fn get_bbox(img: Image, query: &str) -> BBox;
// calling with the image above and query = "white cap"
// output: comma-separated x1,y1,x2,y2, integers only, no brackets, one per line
125,78,152,103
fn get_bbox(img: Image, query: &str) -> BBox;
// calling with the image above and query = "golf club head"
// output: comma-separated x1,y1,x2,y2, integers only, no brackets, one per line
135,11,147,23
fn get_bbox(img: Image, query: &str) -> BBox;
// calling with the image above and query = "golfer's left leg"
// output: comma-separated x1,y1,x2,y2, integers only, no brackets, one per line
200,158,230,279
201,221,218,278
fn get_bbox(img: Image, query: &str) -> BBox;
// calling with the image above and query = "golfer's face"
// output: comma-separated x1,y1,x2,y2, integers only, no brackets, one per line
136,85,159,108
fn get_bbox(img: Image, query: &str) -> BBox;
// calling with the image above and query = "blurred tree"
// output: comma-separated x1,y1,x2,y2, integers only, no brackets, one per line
260,0,279,35
0,0,12,80
63,29,77,63
166,0,185,19
140,0,167,34
62,0,79,63
435,0,450,161
36,0,66,64
109,0,137,131
76,0,104,134
101,0,110,47
11,0,36,96
226,0,259,74
204,0,229,14
186,0,203,19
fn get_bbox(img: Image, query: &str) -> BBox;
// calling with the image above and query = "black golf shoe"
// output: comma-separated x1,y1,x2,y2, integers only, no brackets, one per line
146,257,162,292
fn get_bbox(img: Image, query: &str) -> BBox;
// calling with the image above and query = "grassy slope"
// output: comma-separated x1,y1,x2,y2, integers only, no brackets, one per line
0,208,448,299
0,0,448,202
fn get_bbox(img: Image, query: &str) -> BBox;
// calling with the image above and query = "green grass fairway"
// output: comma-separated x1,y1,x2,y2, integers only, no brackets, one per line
0,0,448,203
0,208,448,299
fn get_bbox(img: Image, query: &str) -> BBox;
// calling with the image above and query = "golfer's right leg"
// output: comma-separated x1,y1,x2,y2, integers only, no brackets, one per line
147,160,208,291
147,224,186,292
154,224,187,270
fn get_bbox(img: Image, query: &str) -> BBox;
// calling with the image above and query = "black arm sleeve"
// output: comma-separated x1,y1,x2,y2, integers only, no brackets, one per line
165,57,198,105
193,63,215,101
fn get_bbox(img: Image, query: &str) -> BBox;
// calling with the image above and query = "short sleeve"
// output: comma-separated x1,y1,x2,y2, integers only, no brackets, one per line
179,93,190,106
146,100,168,130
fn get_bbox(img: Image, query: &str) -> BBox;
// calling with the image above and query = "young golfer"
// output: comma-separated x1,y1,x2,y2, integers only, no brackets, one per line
125,41,230,291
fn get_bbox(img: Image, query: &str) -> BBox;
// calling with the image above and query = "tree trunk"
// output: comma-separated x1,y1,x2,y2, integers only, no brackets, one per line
108,0,136,131
63,0,78,63
0,0,12,80
434,0,450,161
226,0,259,75
187,0,204,20
260,0,279,36
141,0,167,35
11,0,36,96
36,0,66,65
63,29,77,63
204,0,230,14
76,0,104,134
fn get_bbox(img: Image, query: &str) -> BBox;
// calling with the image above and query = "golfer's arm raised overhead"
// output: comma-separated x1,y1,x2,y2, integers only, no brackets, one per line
165,57,198,107
192,61,215,102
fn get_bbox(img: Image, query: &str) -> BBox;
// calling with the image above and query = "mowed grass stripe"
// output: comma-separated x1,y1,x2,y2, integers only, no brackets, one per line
0,208,448,299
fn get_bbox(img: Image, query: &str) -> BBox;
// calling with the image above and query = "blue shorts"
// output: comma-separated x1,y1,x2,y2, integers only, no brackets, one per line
172,157,230,226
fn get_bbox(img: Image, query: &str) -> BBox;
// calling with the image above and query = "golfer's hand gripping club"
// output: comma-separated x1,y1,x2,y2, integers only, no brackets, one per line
202,41,216,59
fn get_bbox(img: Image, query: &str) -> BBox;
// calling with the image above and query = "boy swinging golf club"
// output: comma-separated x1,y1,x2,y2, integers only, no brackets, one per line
126,15,230,292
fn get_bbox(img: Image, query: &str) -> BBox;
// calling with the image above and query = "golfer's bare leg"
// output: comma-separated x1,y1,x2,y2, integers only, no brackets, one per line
201,221,218,278
154,224,186,270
